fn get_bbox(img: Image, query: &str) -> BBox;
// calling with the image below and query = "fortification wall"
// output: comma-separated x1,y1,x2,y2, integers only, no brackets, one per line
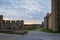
0,15,24,30
44,13,49,29
48,13,55,30
44,12,59,31
44,0,60,32
48,13,52,29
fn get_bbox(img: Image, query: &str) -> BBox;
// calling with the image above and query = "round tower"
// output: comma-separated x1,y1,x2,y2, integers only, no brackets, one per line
51,0,60,31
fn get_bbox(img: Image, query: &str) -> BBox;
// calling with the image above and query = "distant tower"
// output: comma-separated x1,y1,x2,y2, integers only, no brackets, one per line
0,15,3,22
0,15,3,29
51,0,60,31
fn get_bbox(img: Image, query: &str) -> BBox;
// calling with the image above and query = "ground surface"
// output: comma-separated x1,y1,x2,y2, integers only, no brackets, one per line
0,30,60,40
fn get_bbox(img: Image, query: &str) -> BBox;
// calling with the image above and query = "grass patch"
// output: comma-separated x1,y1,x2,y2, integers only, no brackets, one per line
24,28,38,31
0,30,28,35
0,31,14,34
14,30,28,35
40,28,60,34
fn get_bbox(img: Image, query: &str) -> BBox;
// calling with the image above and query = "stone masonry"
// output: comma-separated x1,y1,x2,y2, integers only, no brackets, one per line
44,0,60,32
0,15,24,30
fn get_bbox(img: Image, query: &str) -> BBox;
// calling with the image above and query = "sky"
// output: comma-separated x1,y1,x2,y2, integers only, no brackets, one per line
0,0,51,24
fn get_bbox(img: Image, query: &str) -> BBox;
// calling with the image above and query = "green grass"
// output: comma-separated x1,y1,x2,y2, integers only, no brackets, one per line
40,28,60,34
14,30,28,35
0,31,14,34
0,30,28,35
24,28,38,31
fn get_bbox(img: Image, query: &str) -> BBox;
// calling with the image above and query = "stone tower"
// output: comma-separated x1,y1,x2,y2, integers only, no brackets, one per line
0,15,3,29
44,13,49,29
51,0,60,31
0,15,3,21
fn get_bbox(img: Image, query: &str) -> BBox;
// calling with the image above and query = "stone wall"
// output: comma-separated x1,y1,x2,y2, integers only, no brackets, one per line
44,13,49,29
0,15,24,30
44,12,59,31
48,13,55,31
15,20,24,29
48,13,52,30
44,0,60,32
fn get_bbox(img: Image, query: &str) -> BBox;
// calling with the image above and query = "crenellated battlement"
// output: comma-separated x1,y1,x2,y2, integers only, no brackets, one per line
0,15,24,30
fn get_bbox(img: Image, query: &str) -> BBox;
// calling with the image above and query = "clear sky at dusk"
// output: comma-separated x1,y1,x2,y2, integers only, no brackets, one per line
0,0,51,24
